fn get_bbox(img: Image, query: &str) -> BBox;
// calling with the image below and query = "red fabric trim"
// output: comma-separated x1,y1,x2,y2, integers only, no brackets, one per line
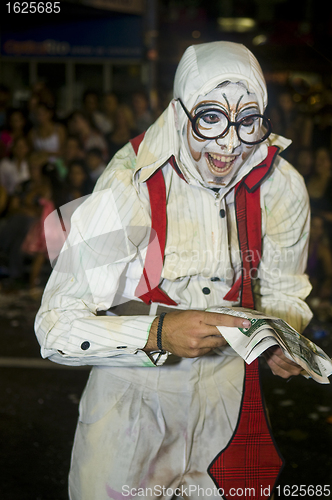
223,277,242,302
130,133,283,496
209,145,284,499
242,146,279,192
208,361,284,499
169,155,187,182
223,146,277,303
129,132,146,155
134,168,177,306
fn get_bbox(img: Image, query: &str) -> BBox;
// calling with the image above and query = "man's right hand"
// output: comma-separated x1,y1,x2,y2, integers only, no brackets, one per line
143,310,251,358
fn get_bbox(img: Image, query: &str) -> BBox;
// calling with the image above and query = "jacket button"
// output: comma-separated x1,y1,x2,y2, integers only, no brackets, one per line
202,287,211,295
219,209,226,218
81,341,90,350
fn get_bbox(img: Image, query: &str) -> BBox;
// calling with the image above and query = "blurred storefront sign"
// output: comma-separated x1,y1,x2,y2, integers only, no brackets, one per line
1,16,142,59
66,0,144,15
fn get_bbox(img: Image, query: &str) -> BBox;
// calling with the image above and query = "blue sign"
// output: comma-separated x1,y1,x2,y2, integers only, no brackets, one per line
1,15,143,59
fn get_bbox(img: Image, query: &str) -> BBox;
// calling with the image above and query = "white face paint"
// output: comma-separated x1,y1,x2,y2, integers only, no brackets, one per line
184,82,260,187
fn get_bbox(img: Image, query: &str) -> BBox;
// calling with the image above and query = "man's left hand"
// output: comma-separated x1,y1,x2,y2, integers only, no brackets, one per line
263,346,303,379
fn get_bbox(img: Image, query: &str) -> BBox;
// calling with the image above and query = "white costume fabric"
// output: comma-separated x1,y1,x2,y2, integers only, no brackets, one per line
35,42,312,500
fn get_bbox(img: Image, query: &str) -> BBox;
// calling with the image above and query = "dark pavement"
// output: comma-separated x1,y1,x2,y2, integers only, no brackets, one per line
0,289,332,500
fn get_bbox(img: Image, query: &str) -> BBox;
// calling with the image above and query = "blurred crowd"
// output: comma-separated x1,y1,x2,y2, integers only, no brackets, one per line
0,77,332,316
267,82,332,320
0,82,154,296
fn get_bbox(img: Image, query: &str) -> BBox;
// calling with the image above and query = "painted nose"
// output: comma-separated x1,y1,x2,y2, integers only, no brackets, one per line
215,125,241,152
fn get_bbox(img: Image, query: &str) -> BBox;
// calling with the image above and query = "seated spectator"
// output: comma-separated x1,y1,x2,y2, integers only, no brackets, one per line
64,159,94,202
82,90,111,136
67,111,108,161
293,147,314,181
131,90,153,134
0,151,51,288
27,82,56,127
306,147,332,240
306,147,332,208
0,182,8,218
106,104,136,158
86,148,106,184
0,108,28,158
53,135,85,184
63,135,85,163
0,85,11,130
310,88,332,151
28,102,66,161
306,214,332,319
0,136,30,195
269,87,312,161
101,92,119,135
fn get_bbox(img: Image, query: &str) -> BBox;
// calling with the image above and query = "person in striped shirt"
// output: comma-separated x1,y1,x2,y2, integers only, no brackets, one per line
35,42,311,500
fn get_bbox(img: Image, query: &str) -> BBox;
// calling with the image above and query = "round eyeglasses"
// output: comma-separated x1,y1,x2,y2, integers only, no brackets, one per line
178,99,272,145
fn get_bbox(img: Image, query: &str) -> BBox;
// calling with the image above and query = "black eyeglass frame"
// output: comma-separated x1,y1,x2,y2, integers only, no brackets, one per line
178,98,272,145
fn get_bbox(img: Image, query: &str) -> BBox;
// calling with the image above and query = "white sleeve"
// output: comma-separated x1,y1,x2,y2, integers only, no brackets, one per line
35,164,162,368
256,158,313,333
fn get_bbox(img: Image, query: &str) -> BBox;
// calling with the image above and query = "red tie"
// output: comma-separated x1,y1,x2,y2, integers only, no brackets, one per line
130,133,284,499
207,360,284,499
208,149,284,499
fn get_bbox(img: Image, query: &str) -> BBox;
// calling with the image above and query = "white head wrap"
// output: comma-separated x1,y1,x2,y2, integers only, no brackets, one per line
134,41,288,188
174,41,267,114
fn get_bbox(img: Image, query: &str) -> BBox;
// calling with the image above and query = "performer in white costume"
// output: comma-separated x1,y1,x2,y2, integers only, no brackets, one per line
35,42,312,500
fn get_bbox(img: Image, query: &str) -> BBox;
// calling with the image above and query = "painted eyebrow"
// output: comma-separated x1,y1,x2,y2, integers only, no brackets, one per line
193,98,259,114
223,92,245,113
193,101,226,113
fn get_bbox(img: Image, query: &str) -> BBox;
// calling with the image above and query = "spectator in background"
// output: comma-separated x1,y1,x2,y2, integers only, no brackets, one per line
82,90,111,136
28,102,66,162
64,158,94,202
63,135,85,163
67,111,108,162
0,136,30,196
269,87,311,160
310,90,332,151
0,85,11,130
0,151,51,288
293,147,314,181
54,135,85,184
106,103,136,158
0,182,8,219
306,147,332,209
86,148,106,185
0,108,28,158
27,82,56,127
101,92,119,135
306,147,332,238
131,90,153,134
306,213,332,319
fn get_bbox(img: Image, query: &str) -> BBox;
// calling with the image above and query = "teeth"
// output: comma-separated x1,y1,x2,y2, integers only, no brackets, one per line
209,153,234,163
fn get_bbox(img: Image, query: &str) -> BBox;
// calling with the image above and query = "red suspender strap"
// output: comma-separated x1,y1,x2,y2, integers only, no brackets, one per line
130,132,146,156
208,145,284,500
130,134,177,306
130,134,283,497
223,145,279,304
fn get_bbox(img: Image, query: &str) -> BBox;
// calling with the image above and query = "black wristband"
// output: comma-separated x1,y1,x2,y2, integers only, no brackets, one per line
156,312,167,353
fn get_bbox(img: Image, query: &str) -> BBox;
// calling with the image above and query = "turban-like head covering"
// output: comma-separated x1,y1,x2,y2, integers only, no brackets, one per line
173,41,267,115
134,41,283,189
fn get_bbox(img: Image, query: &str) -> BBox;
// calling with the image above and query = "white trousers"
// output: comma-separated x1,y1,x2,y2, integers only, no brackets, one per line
69,353,244,500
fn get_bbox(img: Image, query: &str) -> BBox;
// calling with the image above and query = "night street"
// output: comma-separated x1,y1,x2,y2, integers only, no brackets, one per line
0,289,331,500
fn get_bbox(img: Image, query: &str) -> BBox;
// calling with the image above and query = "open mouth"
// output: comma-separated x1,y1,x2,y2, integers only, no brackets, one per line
205,153,237,175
